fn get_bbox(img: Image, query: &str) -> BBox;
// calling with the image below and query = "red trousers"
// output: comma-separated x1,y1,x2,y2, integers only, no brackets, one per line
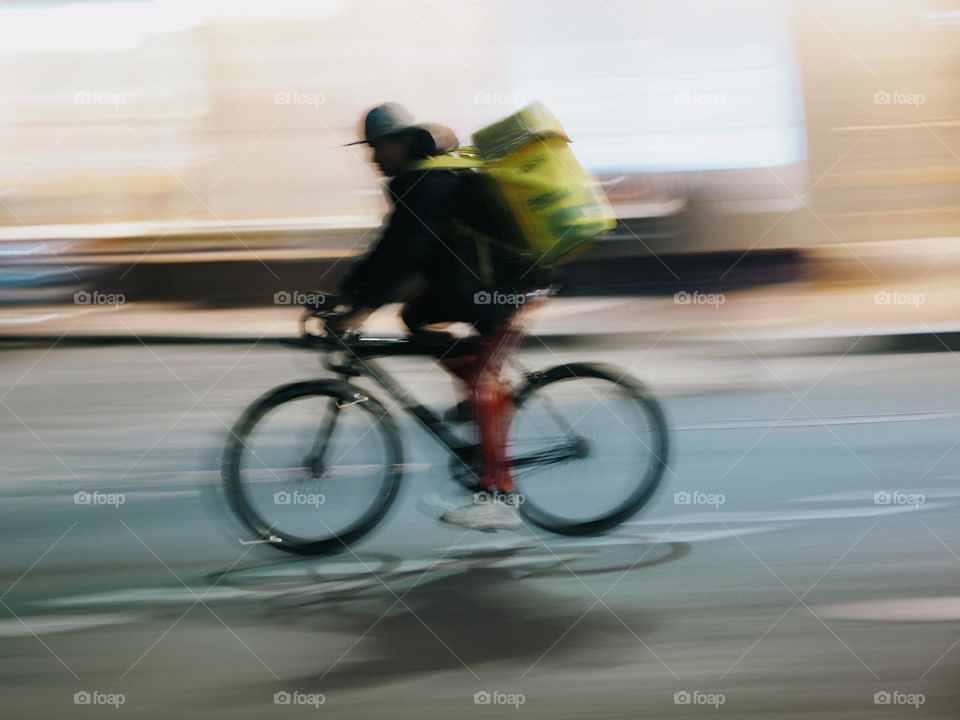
439,323,523,493
401,298,524,493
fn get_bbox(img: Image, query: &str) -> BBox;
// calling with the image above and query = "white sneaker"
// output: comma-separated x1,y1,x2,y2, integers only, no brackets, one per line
440,495,522,531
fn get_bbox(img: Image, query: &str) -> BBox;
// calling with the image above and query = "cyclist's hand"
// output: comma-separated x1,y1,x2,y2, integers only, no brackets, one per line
325,307,373,334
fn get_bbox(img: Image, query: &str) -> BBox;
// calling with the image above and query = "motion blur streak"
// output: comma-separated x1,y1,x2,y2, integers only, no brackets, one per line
2,1,960,718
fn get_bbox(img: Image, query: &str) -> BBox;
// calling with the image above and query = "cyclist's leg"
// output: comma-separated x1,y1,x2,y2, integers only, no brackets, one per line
471,314,524,494
401,290,485,418
402,287,525,494
400,290,458,348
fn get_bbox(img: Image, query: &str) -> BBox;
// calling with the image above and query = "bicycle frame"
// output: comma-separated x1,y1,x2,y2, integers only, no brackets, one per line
313,334,583,475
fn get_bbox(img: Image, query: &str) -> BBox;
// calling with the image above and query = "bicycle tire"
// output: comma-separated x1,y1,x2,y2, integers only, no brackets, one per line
222,380,403,556
511,362,669,535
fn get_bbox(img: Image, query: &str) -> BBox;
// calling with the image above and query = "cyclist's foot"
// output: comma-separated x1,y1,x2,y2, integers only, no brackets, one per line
439,493,522,531
442,399,473,424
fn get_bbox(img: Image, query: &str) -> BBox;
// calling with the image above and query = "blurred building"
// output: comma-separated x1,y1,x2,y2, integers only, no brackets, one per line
0,0,957,257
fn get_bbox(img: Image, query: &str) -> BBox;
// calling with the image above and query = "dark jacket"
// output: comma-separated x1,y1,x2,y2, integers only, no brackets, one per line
341,126,557,314
341,168,474,309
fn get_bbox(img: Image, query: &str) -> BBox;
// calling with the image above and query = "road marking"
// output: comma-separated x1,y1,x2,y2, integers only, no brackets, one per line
38,534,695,610
789,489,960,503
0,613,139,637
2,490,200,503
0,313,62,326
630,526,782,543
812,597,960,623
40,587,254,608
676,410,960,431
629,501,950,526
456,527,780,548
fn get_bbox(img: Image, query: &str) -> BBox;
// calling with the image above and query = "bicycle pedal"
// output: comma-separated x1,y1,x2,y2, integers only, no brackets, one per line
336,393,369,409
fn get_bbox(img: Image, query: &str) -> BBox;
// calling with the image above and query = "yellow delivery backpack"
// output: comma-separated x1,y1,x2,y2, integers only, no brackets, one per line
415,102,616,270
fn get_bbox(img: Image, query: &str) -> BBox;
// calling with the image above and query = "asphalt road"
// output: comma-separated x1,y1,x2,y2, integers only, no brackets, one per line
2,341,960,718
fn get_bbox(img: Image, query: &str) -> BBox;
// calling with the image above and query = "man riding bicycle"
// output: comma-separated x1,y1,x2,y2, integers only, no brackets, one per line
329,102,554,530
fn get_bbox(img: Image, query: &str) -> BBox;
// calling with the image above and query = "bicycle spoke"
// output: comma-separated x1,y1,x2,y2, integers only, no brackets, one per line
509,366,667,532
225,385,401,554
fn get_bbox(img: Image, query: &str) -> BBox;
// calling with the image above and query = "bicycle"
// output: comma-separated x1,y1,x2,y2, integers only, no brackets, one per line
222,292,669,556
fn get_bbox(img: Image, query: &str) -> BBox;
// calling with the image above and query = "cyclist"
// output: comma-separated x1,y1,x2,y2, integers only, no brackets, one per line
330,102,553,530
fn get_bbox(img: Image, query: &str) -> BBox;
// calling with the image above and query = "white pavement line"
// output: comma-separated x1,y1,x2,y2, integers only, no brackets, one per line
39,588,256,608
2,490,201,504
0,613,140,637
675,410,960,431
117,463,432,487
627,502,952,526
0,313,63,326
449,527,782,552
631,526,784,543
811,598,960,623
789,489,960,503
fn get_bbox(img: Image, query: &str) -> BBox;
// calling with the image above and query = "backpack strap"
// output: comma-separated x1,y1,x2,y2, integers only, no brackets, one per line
450,220,495,285
412,147,481,172
413,149,498,285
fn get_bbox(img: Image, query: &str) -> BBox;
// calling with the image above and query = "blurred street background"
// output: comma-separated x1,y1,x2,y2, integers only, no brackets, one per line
3,0,960,718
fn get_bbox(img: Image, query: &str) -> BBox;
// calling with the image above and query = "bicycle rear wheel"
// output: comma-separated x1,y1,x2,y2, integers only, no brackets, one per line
510,363,668,535
223,380,402,555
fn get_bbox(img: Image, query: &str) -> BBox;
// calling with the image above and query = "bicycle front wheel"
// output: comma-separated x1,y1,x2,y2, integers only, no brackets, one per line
510,363,668,535
223,380,403,556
